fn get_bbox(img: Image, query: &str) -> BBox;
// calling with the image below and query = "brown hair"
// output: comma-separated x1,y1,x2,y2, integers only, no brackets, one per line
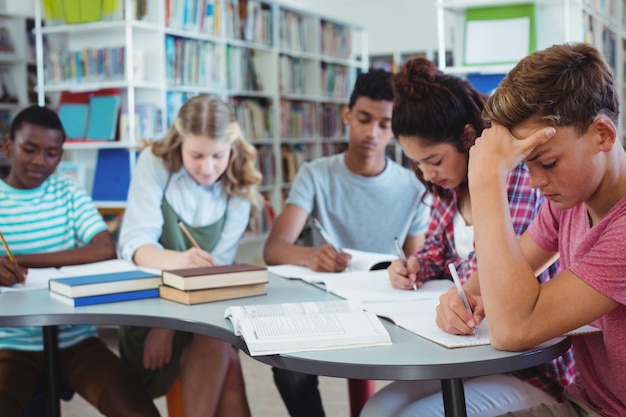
392,57,487,200
483,42,619,135
151,94,264,218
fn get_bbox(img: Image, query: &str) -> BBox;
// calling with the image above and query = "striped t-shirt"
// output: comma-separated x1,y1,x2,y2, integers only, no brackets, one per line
0,175,107,350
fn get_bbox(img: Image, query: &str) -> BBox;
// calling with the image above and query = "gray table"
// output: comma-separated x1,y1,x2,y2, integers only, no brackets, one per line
0,274,571,417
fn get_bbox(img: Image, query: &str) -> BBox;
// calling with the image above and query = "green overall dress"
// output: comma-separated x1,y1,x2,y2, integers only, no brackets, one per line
118,176,227,398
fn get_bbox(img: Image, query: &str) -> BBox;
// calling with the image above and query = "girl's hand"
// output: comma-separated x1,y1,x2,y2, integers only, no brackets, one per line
436,286,484,335
142,328,176,370
388,257,421,290
175,247,217,269
0,258,27,287
307,244,351,272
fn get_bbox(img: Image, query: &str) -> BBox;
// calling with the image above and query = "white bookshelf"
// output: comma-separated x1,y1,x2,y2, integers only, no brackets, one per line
435,0,625,143
33,0,367,241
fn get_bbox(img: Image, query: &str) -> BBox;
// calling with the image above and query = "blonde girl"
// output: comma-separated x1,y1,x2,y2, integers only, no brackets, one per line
117,94,262,417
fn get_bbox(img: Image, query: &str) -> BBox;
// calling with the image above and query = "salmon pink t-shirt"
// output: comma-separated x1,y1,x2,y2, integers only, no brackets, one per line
528,196,626,417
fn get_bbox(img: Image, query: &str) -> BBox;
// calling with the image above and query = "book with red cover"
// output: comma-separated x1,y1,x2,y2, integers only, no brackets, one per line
162,264,267,291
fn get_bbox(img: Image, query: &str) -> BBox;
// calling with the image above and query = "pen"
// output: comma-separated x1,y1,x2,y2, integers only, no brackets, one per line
394,236,417,291
447,263,480,339
0,230,15,264
178,221,201,249
312,218,339,253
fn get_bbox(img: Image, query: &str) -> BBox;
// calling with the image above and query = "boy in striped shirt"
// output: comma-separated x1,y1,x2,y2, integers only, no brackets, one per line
0,105,160,416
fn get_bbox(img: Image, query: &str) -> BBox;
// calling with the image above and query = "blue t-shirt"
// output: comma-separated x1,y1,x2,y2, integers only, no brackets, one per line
0,175,106,350
287,153,430,254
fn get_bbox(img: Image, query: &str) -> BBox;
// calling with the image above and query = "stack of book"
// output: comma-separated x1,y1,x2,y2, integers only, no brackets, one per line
49,269,162,307
159,264,268,305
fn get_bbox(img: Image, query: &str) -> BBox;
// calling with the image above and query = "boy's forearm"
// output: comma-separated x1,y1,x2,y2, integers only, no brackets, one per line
263,239,316,267
470,176,540,344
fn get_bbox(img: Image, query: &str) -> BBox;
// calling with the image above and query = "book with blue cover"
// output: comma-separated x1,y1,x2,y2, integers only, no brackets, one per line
58,103,89,139
49,270,161,298
51,288,159,306
86,95,121,140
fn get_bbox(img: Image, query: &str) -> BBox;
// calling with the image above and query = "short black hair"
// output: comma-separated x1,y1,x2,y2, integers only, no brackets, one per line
348,68,394,109
9,105,66,142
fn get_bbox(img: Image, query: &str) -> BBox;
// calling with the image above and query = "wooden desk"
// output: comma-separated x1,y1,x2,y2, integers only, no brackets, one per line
0,275,571,417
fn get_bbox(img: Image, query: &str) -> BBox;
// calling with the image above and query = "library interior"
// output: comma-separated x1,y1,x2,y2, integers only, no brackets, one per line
0,0,623,416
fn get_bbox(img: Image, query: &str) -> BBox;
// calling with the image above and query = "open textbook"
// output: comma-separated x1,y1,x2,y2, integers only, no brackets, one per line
268,248,398,284
366,299,601,348
225,299,392,356
0,260,160,293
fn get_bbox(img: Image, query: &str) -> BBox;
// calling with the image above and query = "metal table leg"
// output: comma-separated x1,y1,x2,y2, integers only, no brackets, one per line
441,378,467,417
43,326,61,417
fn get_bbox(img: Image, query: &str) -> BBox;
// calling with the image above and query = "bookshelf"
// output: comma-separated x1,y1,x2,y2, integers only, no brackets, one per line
435,0,626,144
0,8,36,173
33,0,367,246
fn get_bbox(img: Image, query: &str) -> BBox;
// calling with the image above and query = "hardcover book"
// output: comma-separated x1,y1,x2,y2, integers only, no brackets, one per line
162,264,267,291
51,288,159,307
159,282,266,305
225,299,392,356
49,270,161,298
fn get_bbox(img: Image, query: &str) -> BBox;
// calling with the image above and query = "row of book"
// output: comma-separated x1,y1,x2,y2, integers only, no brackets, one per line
49,262,268,306
320,20,353,59
230,97,272,141
166,0,218,34
226,46,262,92
165,35,225,88
45,47,127,85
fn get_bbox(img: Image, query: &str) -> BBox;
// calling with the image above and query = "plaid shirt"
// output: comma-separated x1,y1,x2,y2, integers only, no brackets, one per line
414,163,577,400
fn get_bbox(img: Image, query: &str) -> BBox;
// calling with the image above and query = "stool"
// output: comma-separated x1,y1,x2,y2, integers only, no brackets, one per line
165,377,375,417
165,378,184,417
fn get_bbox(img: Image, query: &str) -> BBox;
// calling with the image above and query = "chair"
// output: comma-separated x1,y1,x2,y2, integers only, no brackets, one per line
165,377,374,417
165,378,184,417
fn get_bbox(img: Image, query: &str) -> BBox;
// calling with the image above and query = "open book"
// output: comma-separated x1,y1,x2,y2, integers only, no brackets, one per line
225,299,392,356
366,299,601,348
267,249,398,285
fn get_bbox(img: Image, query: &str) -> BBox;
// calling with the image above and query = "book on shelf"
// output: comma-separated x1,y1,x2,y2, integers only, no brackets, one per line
51,288,159,307
86,95,121,141
225,299,392,356
58,103,89,140
91,148,133,202
49,269,161,299
56,160,86,188
159,282,267,305
162,264,268,291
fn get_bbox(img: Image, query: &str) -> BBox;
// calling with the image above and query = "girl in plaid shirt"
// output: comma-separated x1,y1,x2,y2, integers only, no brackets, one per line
361,57,576,417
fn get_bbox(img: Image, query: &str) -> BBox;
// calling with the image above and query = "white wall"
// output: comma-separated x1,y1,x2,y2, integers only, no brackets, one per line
279,0,444,55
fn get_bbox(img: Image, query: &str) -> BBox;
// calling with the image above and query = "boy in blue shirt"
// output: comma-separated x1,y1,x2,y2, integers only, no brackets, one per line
0,105,160,416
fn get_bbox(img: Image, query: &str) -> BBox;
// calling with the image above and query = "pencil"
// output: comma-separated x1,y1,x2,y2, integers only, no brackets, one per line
0,231,15,263
178,221,201,249
394,237,417,292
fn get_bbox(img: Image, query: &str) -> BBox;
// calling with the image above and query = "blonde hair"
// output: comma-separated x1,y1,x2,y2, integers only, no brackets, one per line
150,94,264,218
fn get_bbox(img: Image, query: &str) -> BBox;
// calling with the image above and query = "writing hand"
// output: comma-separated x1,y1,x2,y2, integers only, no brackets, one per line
177,247,217,269
0,257,26,287
435,286,484,335
142,328,176,370
388,257,421,290
308,244,351,272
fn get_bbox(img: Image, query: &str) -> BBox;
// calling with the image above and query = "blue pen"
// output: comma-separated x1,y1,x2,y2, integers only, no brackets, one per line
448,263,480,339
394,237,417,291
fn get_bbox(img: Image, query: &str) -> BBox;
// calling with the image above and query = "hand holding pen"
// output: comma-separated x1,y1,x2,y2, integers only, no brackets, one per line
0,231,26,286
447,263,480,339
311,219,351,272
388,237,420,291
